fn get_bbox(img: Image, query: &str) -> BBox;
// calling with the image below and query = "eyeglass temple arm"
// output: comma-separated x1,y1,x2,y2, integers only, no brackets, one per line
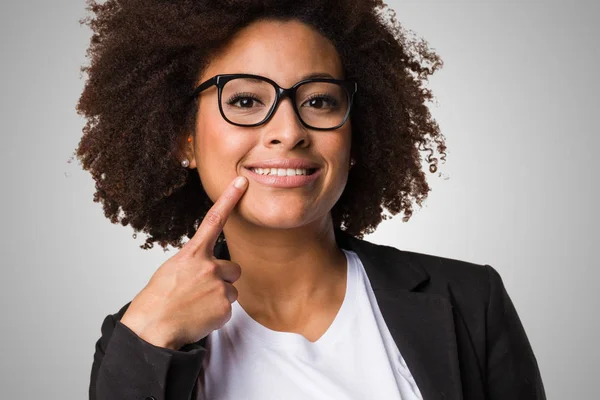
192,76,219,98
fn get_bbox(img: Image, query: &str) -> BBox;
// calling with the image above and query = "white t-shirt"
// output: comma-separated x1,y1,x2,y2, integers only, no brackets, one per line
197,249,423,400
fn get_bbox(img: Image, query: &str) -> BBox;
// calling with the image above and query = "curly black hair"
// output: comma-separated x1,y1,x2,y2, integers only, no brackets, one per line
75,0,446,250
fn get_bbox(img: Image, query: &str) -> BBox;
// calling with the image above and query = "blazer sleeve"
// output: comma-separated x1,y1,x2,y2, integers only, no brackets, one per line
89,308,207,400
484,264,547,400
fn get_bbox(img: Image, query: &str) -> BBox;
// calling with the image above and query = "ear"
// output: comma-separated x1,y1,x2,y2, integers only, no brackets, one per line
177,134,197,169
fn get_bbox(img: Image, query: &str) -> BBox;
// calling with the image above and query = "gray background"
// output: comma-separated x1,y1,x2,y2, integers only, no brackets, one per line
1,0,598,398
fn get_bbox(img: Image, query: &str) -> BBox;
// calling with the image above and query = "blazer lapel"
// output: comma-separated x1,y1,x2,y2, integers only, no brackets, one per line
208,228,463,400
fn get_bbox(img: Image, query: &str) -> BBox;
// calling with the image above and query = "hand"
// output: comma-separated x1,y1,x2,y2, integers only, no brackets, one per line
120,176,248,350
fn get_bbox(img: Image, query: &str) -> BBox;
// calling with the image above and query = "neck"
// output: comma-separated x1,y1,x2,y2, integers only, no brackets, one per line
222,214,346,320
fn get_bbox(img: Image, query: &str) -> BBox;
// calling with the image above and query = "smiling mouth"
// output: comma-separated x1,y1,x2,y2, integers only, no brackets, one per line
243,167,322,188
245,167,319,176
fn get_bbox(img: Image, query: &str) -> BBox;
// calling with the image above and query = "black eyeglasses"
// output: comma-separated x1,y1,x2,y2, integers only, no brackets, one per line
191,73,358,131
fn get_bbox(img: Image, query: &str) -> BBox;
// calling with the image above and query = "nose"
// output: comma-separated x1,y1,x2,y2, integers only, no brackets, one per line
261,97,310,150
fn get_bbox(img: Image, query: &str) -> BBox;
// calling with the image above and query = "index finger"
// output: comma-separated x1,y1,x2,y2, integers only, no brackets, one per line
186,176,248,256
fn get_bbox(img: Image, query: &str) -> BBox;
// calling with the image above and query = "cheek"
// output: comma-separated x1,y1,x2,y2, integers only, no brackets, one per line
324,126,352,169
326,126,352,194
194,111,252,201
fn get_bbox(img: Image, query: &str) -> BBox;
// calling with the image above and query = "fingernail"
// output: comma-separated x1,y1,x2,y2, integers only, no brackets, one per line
234,176,247,188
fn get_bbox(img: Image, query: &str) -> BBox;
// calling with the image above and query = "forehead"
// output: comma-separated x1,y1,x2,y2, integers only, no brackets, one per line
201,19,344,86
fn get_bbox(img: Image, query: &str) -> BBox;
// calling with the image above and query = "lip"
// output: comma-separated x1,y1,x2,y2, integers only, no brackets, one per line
243,167,322,188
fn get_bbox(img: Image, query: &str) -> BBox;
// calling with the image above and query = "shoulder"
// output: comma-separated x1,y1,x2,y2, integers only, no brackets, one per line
359,238,514,329
400,248,506,312
344,231,499,300
402,248,496,290
345,233,512,329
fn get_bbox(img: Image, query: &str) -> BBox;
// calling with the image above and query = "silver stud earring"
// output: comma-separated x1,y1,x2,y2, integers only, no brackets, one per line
350,158,356,167
181,159,190,168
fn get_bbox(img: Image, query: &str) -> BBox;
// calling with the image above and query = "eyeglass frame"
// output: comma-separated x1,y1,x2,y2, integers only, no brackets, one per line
191,73,358,131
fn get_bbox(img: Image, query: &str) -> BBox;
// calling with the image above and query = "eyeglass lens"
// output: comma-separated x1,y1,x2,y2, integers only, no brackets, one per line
220,78,349,129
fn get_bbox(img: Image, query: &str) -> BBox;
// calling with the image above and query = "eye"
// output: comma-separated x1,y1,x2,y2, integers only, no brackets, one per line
301,94,339,109
225,93,265,108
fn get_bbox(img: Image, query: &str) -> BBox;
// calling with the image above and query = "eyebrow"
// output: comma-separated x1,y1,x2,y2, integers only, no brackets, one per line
244,72,340,85
244,72,336,84
301,72,336,80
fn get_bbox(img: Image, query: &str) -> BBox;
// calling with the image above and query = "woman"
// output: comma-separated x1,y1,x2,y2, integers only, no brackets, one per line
78,1,546,399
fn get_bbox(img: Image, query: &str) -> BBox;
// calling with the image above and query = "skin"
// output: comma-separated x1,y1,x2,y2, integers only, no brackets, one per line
180,19,353,341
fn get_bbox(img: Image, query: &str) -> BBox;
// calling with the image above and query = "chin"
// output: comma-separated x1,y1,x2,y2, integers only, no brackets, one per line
239,199,321,230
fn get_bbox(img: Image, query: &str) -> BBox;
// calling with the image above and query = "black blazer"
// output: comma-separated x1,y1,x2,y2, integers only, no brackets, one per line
90,228,546,400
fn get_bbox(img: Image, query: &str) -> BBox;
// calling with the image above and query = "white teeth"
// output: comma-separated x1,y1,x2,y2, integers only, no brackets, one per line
251,167,311,176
